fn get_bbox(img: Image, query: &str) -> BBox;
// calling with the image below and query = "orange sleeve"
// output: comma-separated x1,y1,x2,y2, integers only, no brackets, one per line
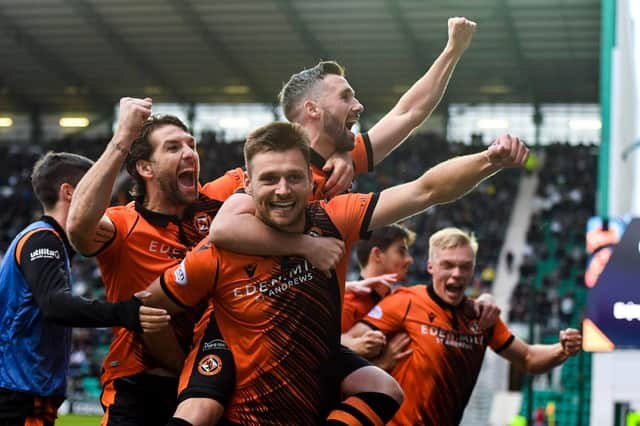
98,205,135,259
352,133,374,175
200,167,245,200
360,290,411,335
488,318,515,353
341,292,376,333
160,239,219,308
323,192,378,245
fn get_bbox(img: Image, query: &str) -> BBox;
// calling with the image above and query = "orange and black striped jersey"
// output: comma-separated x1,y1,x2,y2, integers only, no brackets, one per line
361,284,514,426
161,193,377,425
96,168,244,384
309,133,373,200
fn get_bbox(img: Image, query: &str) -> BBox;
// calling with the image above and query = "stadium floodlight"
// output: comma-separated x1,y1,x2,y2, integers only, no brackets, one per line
223,85,250,95
0,117,13,127
569,119,602,130
59,117,90,128
477,119,509,129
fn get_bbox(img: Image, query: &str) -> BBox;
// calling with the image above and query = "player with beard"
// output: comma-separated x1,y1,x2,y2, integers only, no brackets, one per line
140,121,530,425
67,98,234,425
210,16,479,255
346,228,582,425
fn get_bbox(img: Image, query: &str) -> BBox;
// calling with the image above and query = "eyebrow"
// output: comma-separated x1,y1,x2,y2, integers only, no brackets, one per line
164,137,195,145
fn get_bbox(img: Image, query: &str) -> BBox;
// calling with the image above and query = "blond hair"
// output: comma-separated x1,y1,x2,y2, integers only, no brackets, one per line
428,227,478,263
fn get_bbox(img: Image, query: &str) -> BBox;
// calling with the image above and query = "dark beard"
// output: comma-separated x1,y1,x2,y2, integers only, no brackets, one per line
159,176,196,208
323,113,355,152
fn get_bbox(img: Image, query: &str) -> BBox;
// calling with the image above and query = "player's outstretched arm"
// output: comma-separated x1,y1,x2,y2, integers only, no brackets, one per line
345,273,398,296
210,193,345,276
368,134,529,230
20,228,168,333
367,17,476,165
499,328,582,374
67,97,151,255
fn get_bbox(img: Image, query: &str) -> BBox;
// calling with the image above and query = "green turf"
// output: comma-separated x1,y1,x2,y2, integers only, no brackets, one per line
57,415,101,425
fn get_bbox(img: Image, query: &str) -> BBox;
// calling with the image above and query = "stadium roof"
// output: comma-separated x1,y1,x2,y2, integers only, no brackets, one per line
0,0,600,114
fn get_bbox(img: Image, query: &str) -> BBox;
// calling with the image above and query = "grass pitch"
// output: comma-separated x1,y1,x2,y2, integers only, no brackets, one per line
57,414,101,425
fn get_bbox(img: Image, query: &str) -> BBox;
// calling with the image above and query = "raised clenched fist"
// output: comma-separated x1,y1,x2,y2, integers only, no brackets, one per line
485,134,529,168
559,328,582,356
447,17,477,53
114,97,153,147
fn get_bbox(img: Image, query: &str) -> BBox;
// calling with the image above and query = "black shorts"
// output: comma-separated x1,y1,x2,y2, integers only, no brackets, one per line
101,373,178,426
320,344,372,415
0,388,63,426
177,307,235,406
332,345,372,384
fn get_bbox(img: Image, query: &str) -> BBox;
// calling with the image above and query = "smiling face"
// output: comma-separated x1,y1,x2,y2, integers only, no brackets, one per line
245,148,312,233
428,244,476,306
317,74,364,151
146,124,200,207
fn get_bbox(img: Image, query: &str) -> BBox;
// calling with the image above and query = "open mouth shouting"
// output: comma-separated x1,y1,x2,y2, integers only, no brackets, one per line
444,282,466,301
177,168,197,196
345,115,360,137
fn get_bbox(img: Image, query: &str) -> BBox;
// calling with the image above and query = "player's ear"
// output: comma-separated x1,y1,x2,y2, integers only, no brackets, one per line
59,182,74,203
371,246,383,264
136,160,153,179
304,100,320,119
243,170,252,196
427,260,434,274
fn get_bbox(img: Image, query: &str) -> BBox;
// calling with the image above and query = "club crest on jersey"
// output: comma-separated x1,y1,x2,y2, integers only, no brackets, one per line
470,320,481,334
194,213,210,233
244,264,257,278
174,260,187,285
197,354,222,376
368,305,383,320
428,312,436,323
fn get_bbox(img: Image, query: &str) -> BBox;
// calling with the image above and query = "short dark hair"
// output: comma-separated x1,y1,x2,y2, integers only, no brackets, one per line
125,114,189,199
279,61,345,122
243,122,311,176
355,224,416,268
31,151,93,209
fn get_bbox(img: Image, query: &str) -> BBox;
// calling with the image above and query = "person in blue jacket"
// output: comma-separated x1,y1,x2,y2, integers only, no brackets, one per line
0,151,169,426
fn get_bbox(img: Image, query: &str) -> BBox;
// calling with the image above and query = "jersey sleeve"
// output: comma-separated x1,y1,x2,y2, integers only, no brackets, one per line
96,206,133,258
323,192,378,244
488,318,515,353
200,167,245,200
342,292,371,333
160,238,219,309
360,290,411,335
17,229,68,302
352,133,374,175
17,229,139,329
